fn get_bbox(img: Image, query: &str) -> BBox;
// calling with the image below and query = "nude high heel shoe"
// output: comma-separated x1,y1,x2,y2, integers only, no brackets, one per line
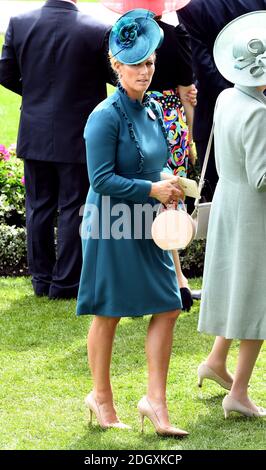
85,392,131,429
197,362,232,390
222,395,266,419
137,396,188,437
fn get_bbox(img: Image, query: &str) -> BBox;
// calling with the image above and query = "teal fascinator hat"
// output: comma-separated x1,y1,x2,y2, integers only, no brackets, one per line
214,11,266,87
109,9,164,65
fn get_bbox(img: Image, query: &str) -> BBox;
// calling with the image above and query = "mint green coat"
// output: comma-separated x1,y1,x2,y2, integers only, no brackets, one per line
199,85,266,340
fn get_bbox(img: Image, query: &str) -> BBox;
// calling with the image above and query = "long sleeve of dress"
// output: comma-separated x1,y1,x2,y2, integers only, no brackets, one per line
244,106,266,192
84,107,152,203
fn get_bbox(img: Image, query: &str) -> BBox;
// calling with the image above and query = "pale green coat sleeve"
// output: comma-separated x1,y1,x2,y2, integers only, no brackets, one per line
244,106,266,192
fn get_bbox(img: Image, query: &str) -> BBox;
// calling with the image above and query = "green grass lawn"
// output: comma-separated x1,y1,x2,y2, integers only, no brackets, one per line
0,87,20,147
0,277,265,450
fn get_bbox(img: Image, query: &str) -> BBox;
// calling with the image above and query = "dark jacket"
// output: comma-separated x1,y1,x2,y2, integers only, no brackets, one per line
178,0,266,141
0,0,111,163
150,20,193,91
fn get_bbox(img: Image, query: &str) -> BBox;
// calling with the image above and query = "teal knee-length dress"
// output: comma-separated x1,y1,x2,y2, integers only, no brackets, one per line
76,85,182,317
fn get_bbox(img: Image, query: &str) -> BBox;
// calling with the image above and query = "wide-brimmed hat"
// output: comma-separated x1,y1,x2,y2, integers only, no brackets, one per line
214,11,266,87
109,9,164,64
101,1,191,16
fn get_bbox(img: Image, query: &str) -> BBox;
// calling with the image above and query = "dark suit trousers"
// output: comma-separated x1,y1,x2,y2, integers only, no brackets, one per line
24,160,89,298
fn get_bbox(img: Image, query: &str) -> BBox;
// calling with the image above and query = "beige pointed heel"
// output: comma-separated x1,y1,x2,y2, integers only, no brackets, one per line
139,412,145,433
137,396,188,438
89,408,93,424
223,406,230,419
222,395,266,419
85,392,131,429
197,362,232,390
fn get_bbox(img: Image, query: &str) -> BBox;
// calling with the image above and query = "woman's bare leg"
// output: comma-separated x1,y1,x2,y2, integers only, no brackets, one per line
229,339,263,411
172,250,189,288
146,309,180,426
88,316,120,423
205,336,234,384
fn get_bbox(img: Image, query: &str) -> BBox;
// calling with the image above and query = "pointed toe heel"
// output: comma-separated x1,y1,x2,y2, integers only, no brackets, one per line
222,395,266,419
139,412,145,433
223,407,230,419
89,408,93,424
137,396,188,438
197,362,232,390
197,374,203,388
85,392,131,430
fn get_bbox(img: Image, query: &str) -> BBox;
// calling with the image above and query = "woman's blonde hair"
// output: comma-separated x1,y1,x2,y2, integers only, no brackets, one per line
108,49,156,81
108,51,122,76
109,50,156,75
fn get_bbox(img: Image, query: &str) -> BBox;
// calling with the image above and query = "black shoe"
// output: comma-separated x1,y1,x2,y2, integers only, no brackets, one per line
34,290,49,297
180,287,193,312
32,280,50,297
49,285,78,300
191,289,201,300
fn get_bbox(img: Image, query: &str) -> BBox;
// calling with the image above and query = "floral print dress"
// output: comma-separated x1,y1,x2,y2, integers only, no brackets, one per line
147,89,190,177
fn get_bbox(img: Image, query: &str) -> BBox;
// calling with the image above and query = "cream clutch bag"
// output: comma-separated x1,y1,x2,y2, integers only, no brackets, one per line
151,203,196,251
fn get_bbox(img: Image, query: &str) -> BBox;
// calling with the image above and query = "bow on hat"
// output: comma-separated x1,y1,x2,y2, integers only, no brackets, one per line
234,38,266,78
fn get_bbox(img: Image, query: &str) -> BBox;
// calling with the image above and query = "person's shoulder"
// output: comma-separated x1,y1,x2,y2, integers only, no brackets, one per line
76,11,111,33
10,7,42,24
182,0,221,11
178,0,203,13
157,20,175,33
216,87,238,107
219,87,235,99
92,92,119,114
179,0,223,22
216,87,265,118
84,93,119,130
157,20,184,43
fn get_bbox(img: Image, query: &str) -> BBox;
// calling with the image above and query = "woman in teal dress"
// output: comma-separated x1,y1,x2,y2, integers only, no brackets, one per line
147,15,198,309
197,12,266,419
76,10,188,436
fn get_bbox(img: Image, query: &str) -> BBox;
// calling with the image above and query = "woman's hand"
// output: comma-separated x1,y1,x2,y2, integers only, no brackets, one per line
149,178,184,204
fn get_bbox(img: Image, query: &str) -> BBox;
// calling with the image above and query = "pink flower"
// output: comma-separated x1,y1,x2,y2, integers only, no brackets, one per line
8,143,17,156
8,143,16,152
0,144,10,160
21,176,25,185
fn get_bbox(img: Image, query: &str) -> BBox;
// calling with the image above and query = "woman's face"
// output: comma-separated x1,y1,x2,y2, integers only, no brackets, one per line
117,54,155,100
